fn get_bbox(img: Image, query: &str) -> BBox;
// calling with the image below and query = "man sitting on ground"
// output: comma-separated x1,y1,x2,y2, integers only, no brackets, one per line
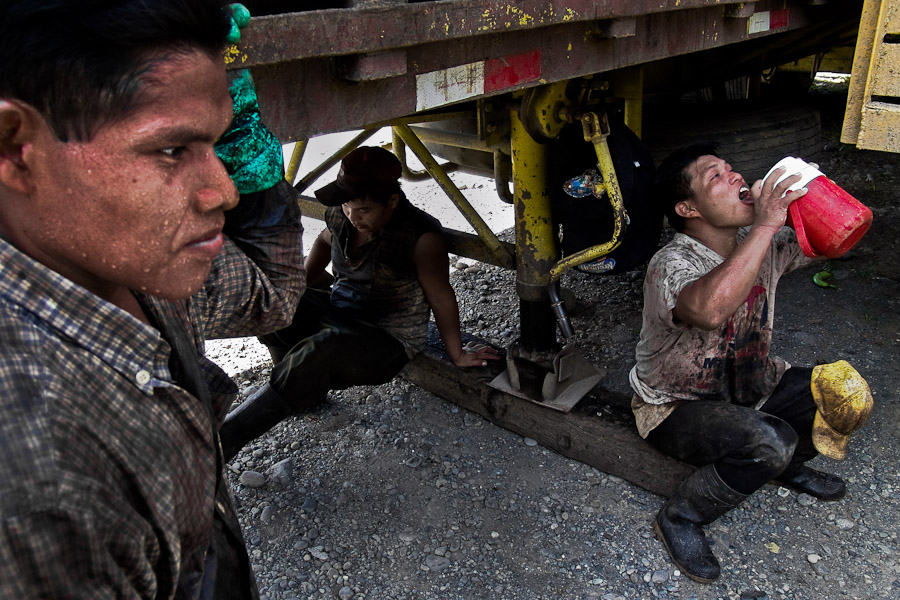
629,144,873,583
220,146,499,460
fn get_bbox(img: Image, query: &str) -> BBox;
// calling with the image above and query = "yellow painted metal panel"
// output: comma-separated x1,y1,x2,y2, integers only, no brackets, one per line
843,0,900,152
856,0,900,152
870,44,900,96
857,102,900,152
868,0,900,98
510,109,555,298
883,0,900,29
841,0,882,145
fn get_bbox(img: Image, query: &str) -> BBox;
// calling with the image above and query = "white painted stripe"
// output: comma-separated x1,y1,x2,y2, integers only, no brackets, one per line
748,11,770,35
415,61,485,111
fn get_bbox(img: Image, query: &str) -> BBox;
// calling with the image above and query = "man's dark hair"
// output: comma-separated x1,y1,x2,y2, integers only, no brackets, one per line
654,143,719,232
0,0,230,142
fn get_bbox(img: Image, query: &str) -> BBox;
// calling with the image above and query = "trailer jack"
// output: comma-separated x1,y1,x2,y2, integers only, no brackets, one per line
489,111,624,412
488,341,605,412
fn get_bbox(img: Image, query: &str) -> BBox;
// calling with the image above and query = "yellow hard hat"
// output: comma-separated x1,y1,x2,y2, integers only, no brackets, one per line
810,360,874,460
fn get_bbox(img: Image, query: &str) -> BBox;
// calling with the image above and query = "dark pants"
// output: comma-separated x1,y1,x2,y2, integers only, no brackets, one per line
646,367,817,494
258,288,411,409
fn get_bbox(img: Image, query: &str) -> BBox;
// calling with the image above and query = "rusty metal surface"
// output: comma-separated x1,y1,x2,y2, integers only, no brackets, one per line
239,0,758,66
246,0,863,141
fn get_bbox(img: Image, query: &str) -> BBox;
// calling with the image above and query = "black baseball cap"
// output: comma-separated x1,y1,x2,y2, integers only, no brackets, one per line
314,146,403,206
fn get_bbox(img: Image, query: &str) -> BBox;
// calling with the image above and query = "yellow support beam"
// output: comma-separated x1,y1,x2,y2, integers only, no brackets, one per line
285,140,307,185
510,108,556,301
392,124,514,269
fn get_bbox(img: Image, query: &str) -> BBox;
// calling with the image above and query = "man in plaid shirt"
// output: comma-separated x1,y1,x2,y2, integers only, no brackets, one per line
0,1,304,598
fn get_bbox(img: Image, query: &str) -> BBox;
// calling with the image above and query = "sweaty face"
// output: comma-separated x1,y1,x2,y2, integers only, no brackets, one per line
342,196,397,234
687,155,753,227
16,50,237,302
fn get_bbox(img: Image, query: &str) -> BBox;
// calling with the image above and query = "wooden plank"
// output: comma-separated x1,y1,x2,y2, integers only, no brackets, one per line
869,0,900,98
401,347,693,498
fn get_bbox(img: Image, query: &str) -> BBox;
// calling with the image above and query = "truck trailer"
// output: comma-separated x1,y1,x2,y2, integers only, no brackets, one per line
228,0,895,495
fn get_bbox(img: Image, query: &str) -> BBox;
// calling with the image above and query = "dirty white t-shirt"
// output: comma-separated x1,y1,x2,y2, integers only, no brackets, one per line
629,228,812,438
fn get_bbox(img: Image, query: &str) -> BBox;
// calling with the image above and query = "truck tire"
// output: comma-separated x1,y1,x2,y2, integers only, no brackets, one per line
641,102,823,182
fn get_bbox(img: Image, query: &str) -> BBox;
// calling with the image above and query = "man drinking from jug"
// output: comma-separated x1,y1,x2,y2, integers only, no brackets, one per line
629,144,873,583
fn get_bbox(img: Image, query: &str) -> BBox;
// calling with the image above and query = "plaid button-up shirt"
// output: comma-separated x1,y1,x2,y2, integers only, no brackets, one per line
0,181,304,599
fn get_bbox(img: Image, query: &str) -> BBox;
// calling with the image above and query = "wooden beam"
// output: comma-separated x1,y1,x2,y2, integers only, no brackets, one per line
401,346,693,498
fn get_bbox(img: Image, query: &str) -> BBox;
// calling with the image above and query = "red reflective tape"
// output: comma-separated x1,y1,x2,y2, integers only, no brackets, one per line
770,9,789,30
483,50,541,93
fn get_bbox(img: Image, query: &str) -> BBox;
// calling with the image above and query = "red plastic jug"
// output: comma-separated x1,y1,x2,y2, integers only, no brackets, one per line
764,157,873,259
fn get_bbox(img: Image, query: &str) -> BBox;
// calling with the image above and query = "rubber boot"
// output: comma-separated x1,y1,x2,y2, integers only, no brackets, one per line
774,464,846,501
654,465,749,583
220,384,294,462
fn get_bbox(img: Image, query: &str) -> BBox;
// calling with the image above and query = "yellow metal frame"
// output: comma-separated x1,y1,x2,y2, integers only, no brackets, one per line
549,112,627,283
290,113,514,269
392,124,514,268
510,106,556,301
842,0,900,152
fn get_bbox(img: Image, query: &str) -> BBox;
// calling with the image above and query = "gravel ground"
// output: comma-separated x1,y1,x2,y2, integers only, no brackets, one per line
206,81,900,600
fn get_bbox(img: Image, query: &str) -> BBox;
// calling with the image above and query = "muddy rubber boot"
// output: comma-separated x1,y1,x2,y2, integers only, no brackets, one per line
654,465,749,583
774,464,846,501
220,384,294,462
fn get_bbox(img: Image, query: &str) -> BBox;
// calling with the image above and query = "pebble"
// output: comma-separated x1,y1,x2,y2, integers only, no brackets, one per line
260,505,275,523
239,470,266,488
835,518,855,530
272,459,293,486
424,554,451,572
338,586,354,599
797,493,816,507
523,437,538,447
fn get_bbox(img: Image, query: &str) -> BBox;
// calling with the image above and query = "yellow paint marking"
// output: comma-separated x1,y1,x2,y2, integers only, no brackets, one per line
222,45,247,66
506,5,535,27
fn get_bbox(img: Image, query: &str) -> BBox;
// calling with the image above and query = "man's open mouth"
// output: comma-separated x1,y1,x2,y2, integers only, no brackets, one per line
739,185,752,204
